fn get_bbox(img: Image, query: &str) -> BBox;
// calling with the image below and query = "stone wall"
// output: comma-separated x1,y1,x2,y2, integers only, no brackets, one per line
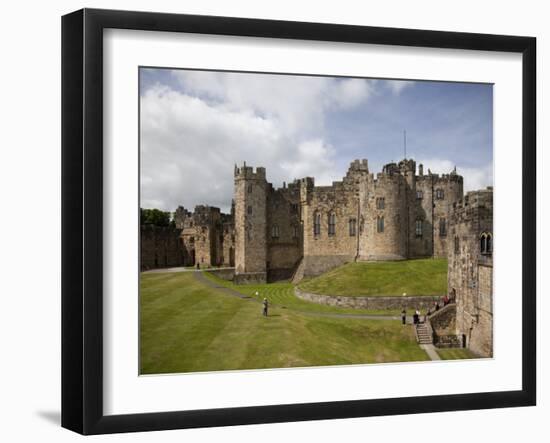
140,225,184,271
234,272,268,285
266,184,302,274
295,287,440,310
208,268,235,281
448,188,493,357
301,255,354,277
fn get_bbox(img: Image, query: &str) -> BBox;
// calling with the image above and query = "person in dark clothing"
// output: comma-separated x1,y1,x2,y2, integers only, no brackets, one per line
262,298,268,317
435,301,440,311
401,309,407,325
413,311,419,325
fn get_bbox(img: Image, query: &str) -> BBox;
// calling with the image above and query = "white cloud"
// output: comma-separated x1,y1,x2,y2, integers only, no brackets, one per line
385,80,414,95
418,158,493,193
141,72,377,212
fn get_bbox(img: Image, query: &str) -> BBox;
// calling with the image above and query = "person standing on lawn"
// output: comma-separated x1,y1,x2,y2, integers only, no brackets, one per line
262,298,268,317
401,309,407,325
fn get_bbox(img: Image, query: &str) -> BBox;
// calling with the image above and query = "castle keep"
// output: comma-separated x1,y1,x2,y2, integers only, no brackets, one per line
233,158,463,283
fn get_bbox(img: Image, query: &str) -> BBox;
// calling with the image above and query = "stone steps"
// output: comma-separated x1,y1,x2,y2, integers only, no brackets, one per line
416,323,433,344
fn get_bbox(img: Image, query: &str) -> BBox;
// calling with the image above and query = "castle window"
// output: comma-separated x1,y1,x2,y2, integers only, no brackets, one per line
349,218,357,236
292,225,299,239
439,218,447,237
247,184,253,194
328,213,336,236
377,216,384,233
415,219,423,237
480,232,493,255
454,236,460,254
271,224,280,239
416,190,423,199
290,203,298,214
314,213,321,236
247,205,252,215
376,197,385,209
436,188,445,200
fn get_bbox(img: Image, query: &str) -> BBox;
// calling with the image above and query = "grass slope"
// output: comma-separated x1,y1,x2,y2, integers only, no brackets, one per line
299,259,448,297
203,272,407,316
140,272,428,374
436,348,478,360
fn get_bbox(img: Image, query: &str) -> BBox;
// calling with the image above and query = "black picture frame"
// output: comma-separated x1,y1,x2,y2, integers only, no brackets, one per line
61,8,536,435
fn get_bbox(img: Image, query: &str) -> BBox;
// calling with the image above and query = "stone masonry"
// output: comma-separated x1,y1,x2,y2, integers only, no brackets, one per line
447,187,493,357
234,158,463,282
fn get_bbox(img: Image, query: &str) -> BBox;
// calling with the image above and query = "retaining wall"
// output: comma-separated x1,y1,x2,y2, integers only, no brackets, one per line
295,287,441,310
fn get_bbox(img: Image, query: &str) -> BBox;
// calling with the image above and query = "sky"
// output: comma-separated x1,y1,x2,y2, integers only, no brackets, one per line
140,68,493,214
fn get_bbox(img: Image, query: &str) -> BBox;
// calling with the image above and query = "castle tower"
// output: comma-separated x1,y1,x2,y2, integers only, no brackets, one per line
234,163,268,283
448,188,493,357
358,167,408,261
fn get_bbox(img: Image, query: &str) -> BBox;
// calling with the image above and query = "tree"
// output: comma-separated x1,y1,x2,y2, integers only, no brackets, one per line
140,208,171,227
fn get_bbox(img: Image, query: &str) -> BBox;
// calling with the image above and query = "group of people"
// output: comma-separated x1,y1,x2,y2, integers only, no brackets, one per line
401,293,455,325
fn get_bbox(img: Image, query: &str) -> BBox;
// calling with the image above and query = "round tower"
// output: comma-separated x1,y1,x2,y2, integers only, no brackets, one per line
358,172,408,261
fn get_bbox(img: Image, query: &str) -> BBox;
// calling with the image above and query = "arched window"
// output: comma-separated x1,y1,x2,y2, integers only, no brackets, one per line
415,219,423,237
271,224,279,239
439,218,447,237
454,236,460,254
376,197,385,209
314,212,321,236
377,216,385,233
480,233,487,254
436,188,445,200
328,213,336,236
480,232,493,255
349,218,357,236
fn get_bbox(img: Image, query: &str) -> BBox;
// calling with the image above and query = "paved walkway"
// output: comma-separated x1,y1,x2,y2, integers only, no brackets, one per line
193,272,401,321
420,344,441,361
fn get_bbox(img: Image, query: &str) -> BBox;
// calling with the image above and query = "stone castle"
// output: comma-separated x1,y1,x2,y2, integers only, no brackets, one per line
140,156,493,357
233,158,463,283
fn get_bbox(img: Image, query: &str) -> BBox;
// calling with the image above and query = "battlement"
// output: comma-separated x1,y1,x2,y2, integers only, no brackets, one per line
452,187,493,216
348,158,369,172
374,171,405,185
234,162,266,180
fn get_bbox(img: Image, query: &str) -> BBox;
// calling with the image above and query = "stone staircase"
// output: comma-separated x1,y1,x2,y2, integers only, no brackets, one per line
416,322,433,345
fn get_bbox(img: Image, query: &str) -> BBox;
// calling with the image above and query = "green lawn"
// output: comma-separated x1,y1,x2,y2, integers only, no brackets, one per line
298,259,448,297
140,272,429,374
203,272,407,316
436,348,478,360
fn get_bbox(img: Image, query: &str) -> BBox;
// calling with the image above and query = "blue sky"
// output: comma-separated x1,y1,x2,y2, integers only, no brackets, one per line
140,68,493,213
